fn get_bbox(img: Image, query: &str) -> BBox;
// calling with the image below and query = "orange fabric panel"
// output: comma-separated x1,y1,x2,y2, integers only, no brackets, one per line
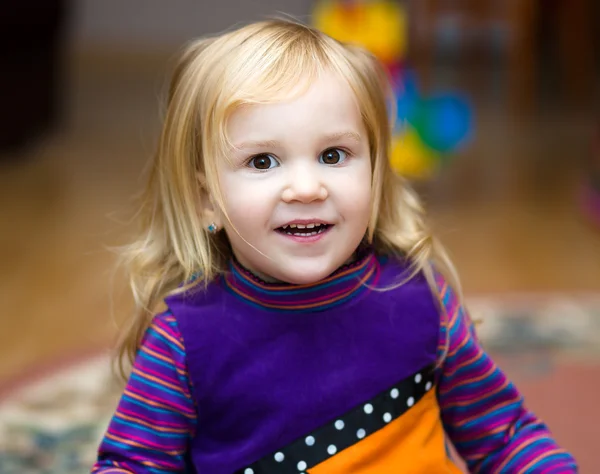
308,389,462,474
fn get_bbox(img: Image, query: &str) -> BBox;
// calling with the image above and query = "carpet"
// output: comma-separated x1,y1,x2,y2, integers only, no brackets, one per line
0,294,598,473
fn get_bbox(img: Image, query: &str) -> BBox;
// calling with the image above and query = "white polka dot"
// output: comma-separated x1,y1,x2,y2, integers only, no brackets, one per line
297,461,307,471
327,444,337,455
244,469,254,474
357,428,366,439
415,373,422,383
335,420,345,430
274,452,285,462
390,388,399,399
305,436,315,446
383,412,392,423
425,381,432,391
407,396,415,407
364,403,373,414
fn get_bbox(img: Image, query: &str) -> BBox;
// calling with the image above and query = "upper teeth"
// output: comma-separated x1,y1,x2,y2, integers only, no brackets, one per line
283,223,319,229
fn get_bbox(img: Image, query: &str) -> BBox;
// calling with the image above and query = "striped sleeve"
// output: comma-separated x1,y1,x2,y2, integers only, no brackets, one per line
435,274,578,473
91,311,197,473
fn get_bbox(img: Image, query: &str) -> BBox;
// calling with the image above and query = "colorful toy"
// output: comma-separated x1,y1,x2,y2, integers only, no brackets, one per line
313,0,408,65
390,126,439,179
313,0,473,179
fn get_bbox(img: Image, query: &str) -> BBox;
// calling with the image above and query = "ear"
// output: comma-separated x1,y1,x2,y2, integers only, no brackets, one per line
197,172,223,231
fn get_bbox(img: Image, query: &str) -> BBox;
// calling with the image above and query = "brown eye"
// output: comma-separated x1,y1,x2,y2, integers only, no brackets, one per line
249,154,278,170
320,148,347,165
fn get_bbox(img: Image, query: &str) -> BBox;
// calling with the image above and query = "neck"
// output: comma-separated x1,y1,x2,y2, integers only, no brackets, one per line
222,247,379,312
231,242,367,285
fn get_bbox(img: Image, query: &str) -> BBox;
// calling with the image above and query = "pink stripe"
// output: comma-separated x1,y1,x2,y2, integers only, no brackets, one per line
229,281,363,306
444,359,494,386
446,331,476,357
128,454,181,470
144,341,187,372
154,319,182,341
517,448,570,472
443,349,485,377
443,378,508,405
117,407,190,429
440,367,498,394
126,386,196,416
108,429,182,452
491,433,550,471
454,398,522,428
134,362,182,389
144,339,173,358
451,420,511,443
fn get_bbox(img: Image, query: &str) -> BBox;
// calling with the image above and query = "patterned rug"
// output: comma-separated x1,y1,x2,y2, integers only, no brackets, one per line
1,295,599,473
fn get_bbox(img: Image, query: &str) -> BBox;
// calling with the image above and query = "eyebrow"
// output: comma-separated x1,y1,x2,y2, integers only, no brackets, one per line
234,139,280,150
324,131,362,143
233,131,362,150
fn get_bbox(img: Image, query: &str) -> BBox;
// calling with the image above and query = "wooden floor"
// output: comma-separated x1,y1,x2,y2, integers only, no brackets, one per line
0,52,599,386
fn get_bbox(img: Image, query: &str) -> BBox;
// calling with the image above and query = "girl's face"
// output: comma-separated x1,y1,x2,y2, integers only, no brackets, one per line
216,71,372,284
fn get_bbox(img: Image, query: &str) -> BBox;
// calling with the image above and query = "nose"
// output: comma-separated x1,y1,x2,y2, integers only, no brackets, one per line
281,163,328,203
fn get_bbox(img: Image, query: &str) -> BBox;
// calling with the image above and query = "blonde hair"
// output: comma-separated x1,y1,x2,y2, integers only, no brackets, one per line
115,18,460,378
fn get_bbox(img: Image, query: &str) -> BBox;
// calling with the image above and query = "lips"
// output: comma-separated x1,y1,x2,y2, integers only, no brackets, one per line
275,224,331,237
275,221,333,236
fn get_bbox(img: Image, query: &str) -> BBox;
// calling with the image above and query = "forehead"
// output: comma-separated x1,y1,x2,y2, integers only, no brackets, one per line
226,71,364,143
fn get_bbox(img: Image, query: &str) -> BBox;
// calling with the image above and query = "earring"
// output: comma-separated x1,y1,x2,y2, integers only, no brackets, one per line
207,222,218,234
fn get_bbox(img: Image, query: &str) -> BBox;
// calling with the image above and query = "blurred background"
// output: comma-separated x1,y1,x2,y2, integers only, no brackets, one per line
0,0,599,472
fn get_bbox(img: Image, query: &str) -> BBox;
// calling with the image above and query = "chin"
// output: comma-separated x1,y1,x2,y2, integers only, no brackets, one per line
279,272,325,285
275,259,341,285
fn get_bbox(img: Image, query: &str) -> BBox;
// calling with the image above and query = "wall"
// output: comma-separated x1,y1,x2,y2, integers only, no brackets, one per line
72,0,313,51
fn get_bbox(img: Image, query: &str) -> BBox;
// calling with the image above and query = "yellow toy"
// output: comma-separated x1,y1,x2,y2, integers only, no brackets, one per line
313,0,408,66
390,127,439,180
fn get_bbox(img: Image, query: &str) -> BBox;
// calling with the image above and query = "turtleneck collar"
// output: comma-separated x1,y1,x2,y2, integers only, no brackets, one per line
222,249,380,312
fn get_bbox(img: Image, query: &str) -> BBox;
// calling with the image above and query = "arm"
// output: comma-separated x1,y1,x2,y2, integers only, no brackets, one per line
435,276,577,473
91,311,197,473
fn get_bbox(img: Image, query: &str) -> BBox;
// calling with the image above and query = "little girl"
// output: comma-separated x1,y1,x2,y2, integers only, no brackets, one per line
92,19,576,473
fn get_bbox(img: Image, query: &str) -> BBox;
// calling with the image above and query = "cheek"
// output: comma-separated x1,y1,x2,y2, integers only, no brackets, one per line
336,166,372,219
221,197,260,231
218,174,275,225
352,186,373,224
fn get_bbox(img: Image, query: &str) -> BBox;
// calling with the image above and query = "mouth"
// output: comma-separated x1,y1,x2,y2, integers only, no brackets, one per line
275,222,333,236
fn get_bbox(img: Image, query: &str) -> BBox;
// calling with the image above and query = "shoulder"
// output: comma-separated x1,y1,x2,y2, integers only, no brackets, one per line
430,269,480,368
138,309,195,396
142,308,186,356
377,254,467,337
164,276,225,314
376,252,445,325
376,252,429,287
375,253,445,308
381,256,465,322
151,308,179,330
433,270,475,332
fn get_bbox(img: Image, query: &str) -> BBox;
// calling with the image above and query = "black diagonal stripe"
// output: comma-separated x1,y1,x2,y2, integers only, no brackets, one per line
235,364,436,474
